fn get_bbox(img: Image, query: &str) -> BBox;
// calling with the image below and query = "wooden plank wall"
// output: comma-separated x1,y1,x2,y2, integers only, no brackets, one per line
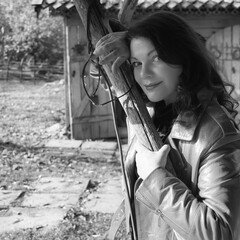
205,24,240,92
183,14,240,39
65,12,117,140
184,14,240,95
232,25,240,91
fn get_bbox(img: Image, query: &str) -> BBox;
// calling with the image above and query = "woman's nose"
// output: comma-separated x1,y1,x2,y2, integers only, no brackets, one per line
140,64,152,79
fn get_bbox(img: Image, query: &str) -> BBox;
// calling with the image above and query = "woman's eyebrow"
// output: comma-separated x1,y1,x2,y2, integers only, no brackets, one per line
148,49,157,56
130,49,157,61
130,57,137,61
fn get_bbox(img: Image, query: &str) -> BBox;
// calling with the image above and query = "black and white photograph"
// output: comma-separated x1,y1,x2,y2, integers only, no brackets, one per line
1,0,240,239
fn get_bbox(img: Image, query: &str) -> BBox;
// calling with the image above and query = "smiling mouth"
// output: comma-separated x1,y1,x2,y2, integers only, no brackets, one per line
144,82,162,91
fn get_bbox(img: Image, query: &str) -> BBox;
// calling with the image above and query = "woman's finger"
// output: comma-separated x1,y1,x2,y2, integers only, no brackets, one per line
93,31,128,58
95,33,112,48
98,49,118,65
93,37,118,56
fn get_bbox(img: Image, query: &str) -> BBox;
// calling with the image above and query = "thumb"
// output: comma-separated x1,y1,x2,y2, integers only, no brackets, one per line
159,144,171,154
157,144,171,166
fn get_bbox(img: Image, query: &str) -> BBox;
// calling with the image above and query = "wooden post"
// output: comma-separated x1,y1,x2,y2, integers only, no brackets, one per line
73,0,163,151
118,0,139,28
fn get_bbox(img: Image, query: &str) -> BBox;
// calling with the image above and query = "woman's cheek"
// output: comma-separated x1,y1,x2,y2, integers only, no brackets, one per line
133,69,141,83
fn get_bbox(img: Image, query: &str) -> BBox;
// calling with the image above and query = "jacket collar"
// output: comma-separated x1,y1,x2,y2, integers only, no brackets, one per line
170,89,214,141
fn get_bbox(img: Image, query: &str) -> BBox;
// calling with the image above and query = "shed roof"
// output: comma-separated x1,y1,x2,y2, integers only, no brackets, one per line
31,0,240,15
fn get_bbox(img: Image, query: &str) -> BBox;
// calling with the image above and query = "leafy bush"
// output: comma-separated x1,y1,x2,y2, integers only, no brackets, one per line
0,0,64,64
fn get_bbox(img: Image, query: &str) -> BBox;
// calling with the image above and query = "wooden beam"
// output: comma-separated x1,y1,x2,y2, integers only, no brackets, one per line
118,0,139,27
73,0,163,151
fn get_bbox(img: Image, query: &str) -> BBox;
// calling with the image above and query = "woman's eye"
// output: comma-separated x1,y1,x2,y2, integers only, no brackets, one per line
131,62,141,68
153,56,161,62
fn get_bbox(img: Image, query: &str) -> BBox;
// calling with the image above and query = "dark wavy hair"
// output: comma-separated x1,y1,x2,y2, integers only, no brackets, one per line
127,11,238,118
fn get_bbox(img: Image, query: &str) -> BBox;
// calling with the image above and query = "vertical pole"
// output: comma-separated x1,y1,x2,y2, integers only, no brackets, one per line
65,17,74,139
1,27,5,64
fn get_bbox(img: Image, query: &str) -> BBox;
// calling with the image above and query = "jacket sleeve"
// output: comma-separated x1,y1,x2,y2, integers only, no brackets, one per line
135,141,240,240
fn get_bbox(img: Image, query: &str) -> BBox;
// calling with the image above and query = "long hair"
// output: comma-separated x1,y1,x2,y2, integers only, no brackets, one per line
127,11,238,118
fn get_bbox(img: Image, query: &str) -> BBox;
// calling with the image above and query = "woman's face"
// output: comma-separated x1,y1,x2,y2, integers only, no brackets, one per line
130,37,182,104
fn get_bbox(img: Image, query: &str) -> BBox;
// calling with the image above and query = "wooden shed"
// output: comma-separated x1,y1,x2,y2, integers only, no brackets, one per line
32,0,240,140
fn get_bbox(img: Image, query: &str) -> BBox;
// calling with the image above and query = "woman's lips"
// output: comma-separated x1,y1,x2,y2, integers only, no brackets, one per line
144,82,162,91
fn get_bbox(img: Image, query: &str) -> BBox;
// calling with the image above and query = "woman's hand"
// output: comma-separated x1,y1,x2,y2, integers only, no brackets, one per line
93,31,129,74
135,143,170,180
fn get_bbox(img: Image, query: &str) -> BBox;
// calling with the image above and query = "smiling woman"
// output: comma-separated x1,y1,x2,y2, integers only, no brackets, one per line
130,37,182,104
93,11,240,240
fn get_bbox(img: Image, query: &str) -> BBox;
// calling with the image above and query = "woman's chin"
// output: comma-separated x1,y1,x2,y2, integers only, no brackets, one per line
146,95,163,103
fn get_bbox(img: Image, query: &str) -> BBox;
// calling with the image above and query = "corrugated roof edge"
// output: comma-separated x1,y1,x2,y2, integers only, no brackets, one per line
31,0,240,15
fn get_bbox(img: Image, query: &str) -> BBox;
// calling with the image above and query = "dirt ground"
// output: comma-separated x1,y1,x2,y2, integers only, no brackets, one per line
0,79,125,240
2,78,239,240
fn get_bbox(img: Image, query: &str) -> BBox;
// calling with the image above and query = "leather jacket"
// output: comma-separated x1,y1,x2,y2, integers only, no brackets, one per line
125,92,240,240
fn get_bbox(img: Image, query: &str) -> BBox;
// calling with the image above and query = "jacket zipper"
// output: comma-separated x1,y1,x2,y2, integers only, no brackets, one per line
135,189,164,217
136,188,188,234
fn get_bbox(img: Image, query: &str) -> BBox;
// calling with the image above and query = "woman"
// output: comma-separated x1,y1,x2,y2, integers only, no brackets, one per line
93,12,240,240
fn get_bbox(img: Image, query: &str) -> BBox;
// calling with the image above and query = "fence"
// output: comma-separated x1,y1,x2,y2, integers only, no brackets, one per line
0,60,64,82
